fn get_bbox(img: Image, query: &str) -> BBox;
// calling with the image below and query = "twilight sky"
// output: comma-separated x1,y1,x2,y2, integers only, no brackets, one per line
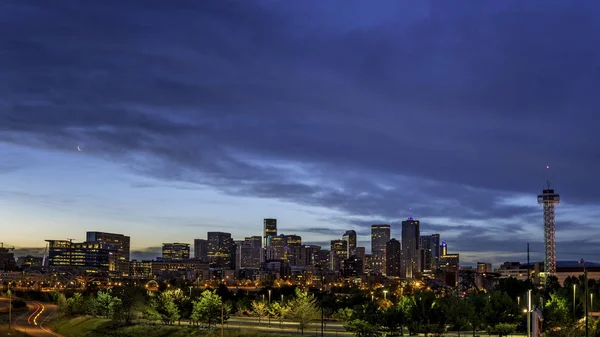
1,0,600,266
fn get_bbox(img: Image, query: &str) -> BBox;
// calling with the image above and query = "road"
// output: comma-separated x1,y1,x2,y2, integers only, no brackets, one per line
11,301,63,337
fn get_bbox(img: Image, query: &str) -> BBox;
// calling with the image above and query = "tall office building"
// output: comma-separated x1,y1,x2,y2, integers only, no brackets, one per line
207,232,235,269
263,218,277,246
330,239,348,271
371,224,390,274
0,245,15,271
284,234,302,261
371,224,391,254
420,234,441,272
244,236,263,248
162,243,190,260
342,230,357,256
267,234,286,260
237,239,262,270
401,218,420,278
290,245,320,267
45,240,111,270
477,262,492,273
194,239,209,262
386,239,401,277
86,231,130,277
354,247,366,274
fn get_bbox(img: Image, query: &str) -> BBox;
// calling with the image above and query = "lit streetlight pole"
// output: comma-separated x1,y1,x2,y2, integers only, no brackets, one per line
8,282,12,329
268,289,272,327
580,259,589,337
526,289,532,337
574,284,577,322
383,290,388,301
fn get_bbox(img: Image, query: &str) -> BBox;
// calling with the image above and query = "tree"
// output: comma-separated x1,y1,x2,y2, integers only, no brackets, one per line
544,292,570,329
484,291,519,327
66,292,89,316
191,290,229,327
162,288,189,325
156,291,180,325
381,305,406,336
487,323,517,337
96,290,119,318
345,319,382,337
466,292,486,337
333,307,354,321
445,296,473,336
269,302,291,328
288,288,321,335
251,300,268,323
113,286,145,325
141,295,162,322
57,293,68,317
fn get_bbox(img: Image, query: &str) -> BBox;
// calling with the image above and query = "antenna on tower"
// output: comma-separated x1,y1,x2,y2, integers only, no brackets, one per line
408,208,413,220
545,165,552,189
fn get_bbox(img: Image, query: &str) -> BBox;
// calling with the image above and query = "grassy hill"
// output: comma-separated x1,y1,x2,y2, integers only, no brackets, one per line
52,317,292,337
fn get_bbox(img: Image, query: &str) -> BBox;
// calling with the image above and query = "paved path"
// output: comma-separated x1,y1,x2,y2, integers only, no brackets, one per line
11,301,64,337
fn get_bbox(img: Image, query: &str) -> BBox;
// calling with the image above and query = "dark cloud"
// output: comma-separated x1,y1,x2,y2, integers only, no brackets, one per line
1,0,600,264
130,247,162,261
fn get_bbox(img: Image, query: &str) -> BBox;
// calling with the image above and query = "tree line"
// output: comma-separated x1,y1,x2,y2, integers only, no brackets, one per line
6,274,600,337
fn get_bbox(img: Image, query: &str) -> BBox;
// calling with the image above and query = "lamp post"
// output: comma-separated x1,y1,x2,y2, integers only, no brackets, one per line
383,290,388,301
580,259,588,337
592,293,594,314
526,289,532,337
518,296,521,306
321,270,325,337
268,289,272,327
8,282,12,329
574,284,577,322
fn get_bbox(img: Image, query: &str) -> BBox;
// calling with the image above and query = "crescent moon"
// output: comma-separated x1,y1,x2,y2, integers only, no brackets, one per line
77,145,82,152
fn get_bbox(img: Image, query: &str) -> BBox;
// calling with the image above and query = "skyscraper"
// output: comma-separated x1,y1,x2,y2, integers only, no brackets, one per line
86,231,130,277
263,218,277,246
342,230,357,256
194,239,209,262
354,247,366,274
386,238,401,277
420,234,441,272
330,239,348,271
371,224,390,275
401,218,420,278
207,232,235,269
162,243,190,260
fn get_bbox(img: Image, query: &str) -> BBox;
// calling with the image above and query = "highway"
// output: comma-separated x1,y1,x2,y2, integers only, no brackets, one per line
11,301,63,337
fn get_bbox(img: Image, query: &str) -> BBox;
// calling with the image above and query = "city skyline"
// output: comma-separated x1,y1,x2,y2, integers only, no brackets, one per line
2,1,600,266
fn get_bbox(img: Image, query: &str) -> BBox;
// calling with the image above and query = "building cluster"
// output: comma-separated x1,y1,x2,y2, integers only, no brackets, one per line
0,217,468,288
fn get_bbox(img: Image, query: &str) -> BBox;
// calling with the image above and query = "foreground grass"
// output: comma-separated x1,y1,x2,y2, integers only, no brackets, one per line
52,317,293,337
0,326,30,336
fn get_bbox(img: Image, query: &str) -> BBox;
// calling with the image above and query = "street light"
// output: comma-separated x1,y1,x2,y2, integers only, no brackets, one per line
574,284,577,321
8,282,12,329
268,289,272,327
526,289,532,337
383,290,388,300
580,259,589,337
592,293,594,314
